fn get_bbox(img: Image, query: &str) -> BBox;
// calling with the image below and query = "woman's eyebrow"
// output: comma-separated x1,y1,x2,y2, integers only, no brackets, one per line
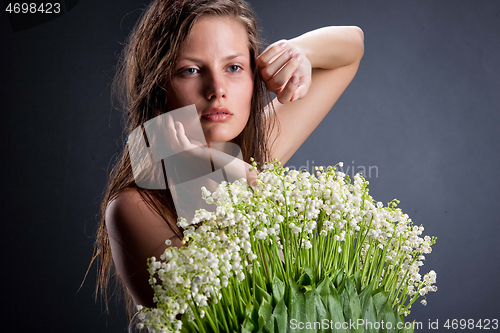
178,53,247,63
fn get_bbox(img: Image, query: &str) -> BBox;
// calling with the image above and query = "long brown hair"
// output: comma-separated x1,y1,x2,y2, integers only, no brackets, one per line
89,0,279,327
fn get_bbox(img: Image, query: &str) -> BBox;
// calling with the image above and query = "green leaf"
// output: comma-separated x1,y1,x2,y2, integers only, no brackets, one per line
242,316,255,332
303,265,314,279
335,270,344,289
327,283,347,333
255,283,272,306
302,285,312,292
372,290,389,317
316,278,330,304
401,321,415,333
304,285,317,325
259,298,274,333
359,285,377,333
250,301,260,328
312,286,329,332
272,293,288,333
379,301,397,333
257,315,266,333
336,272,346,295
342,277,362,333
297,265,313,287
289,280,307,333
353,270,362,294
271,277,285,306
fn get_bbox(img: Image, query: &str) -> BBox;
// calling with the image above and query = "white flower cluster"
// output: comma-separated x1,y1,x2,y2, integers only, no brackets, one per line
139,160,437,331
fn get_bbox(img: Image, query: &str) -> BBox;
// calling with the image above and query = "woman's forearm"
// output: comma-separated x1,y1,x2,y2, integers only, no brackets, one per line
289,26,364,70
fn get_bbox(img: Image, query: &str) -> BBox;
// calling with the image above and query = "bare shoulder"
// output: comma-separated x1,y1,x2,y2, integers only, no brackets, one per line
105,188,184,306
105,187,144,227
106,188,156,237
105,188,183,256
106,188,160,229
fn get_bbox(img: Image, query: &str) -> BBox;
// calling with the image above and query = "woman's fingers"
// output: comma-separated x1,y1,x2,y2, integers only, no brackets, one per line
256,40,305,96
166,113,199,155
166,111,199,151
260,55,303,93
174,121,189,149
271,53,303,91
259,48,290,81
277,75,299,104
174,120,210,161
166,113,180,151
257,39,287,66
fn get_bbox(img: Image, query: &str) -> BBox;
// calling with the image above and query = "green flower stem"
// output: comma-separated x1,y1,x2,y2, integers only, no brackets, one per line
332,239,340,270
261,241,274,280
281,225,291,286
326,234,338,271
203,304,219,332
223,276,240,331
385,235,405,290
391,254,419,307
373,245,389,290
241,270,252,302
403,282,424,312
252,254,266,291
223,278,239,327
190,292,209,333
323,234,334,272
233,276,245,315
352,216,374,277
271,238,287,283
368,245,381,284
361,240,374,285
346,229,355,272
209,299,223,332
385,254,405,296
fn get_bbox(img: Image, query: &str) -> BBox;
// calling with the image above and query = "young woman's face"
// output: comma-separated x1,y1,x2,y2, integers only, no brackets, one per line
166,15,254,144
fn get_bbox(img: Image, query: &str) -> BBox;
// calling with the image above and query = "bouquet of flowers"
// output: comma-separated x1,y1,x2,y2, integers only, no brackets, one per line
136,160,437,333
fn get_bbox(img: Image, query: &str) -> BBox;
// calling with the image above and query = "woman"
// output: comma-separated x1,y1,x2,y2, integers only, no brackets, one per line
91,0,364,327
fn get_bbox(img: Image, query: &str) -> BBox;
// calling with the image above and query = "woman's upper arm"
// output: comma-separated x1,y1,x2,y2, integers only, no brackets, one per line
267,61,361,165
105,189,183,307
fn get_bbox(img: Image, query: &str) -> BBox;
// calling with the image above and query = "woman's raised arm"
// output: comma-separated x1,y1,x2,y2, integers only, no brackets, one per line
257,26,364,165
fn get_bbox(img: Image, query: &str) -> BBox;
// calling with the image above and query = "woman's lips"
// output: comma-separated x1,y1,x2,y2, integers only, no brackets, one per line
201,107,232,122
201,113,232,122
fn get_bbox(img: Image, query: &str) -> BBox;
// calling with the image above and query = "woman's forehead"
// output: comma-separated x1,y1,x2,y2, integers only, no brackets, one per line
178,16,250,60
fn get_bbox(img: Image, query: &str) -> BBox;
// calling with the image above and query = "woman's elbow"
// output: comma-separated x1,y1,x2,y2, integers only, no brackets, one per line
351,26,365,61
353,26,364,43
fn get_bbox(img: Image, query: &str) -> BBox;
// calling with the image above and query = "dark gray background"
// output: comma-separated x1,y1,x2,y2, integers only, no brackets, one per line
2,0,499,332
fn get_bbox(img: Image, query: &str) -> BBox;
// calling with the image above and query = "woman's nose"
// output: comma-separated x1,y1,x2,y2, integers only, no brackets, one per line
204,71,227,100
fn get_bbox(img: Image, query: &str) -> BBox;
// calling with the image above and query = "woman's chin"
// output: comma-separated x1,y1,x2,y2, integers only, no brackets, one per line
203,131,237,145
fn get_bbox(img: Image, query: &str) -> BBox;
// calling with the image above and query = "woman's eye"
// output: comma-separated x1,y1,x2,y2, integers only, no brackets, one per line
182,68,198,75
228,65,242,73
